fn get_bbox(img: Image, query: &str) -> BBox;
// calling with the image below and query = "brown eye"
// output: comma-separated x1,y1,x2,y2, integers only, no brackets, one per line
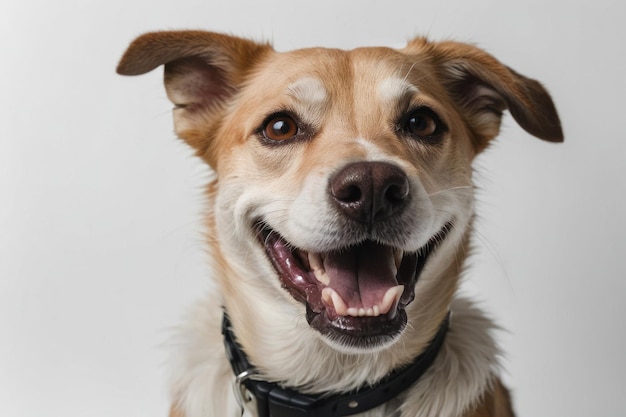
407,112,437,136
263,115,299,141
402,107,446,141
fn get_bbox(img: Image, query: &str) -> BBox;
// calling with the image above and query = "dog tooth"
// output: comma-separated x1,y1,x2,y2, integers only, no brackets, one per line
322,288,332,305
347,307,379,317
380,285,405,315
323,288,404,318
322,287,348,315
308,252,330,285
313,268,330,285
308,252,323,271
332,291,348,315
394,250,403,270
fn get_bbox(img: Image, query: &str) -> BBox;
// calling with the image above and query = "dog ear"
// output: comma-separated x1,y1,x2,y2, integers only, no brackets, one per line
117,31,271,162
407,39,563,151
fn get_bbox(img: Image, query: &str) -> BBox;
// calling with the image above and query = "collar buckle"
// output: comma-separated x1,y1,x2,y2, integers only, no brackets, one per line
234,369,257,408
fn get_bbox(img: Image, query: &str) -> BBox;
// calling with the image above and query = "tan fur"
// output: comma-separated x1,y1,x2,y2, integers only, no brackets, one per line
118,31,562,417
465,380,515,417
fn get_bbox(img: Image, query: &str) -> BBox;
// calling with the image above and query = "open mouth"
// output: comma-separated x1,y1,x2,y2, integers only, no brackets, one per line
257,222,452,349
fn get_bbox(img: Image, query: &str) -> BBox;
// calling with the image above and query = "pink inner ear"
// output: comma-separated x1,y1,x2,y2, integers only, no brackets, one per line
164,57,231,111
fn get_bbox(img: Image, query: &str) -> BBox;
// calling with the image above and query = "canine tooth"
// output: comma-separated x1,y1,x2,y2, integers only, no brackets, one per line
322,288,332,304
308,252,323,271
313,269,330,285
308,252,329,285
322,288,348,315
380,285,404,315
394,250,403,270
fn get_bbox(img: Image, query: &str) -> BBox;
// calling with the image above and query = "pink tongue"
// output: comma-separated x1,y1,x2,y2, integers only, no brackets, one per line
322,241,398,309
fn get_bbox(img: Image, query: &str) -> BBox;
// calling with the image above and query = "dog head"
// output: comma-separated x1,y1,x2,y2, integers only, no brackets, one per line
118,31,562,359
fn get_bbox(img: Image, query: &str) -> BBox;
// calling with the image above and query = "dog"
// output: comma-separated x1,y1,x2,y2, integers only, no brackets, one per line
117,30,562,417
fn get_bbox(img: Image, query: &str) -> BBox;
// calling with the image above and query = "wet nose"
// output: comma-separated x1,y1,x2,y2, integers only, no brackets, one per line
329,161,410,224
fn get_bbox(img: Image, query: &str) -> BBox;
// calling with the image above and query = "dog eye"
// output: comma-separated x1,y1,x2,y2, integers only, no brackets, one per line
402,108,446,141
262,114,299,141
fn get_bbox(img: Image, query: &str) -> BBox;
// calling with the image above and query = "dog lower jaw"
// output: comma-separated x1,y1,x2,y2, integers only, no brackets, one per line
306,303,408,352
303,249,419,352
257,222,452,351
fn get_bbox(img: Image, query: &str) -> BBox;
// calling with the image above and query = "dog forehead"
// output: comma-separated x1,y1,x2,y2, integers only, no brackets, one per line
376,77,421,104
284,76,329,109
249,46,421,98
279,74,421,114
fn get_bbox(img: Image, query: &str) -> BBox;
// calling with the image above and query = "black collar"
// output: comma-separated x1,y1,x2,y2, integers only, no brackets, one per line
222,312,450,417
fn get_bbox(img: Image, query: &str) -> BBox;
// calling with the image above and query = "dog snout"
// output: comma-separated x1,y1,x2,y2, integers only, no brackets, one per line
330,161,410,225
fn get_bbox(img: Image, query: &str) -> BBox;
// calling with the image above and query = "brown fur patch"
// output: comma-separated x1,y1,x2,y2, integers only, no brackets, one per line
466,379,516,417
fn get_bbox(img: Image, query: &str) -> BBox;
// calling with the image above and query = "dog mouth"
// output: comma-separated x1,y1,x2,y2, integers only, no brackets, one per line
257,222,452,349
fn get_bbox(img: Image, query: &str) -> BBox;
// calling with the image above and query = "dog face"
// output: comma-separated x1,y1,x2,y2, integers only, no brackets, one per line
213,48,470,352
118,32,562,354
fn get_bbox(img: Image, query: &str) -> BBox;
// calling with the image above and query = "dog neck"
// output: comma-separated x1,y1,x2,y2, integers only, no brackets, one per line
222,311,450,417
168,297,501,417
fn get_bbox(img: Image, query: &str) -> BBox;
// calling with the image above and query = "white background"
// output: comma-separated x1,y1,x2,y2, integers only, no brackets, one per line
1,0,625,416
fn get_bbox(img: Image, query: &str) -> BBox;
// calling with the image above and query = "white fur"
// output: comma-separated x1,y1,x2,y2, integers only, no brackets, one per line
285,77,329,127
286,77,328,107
168,296,501,417
377,77,420,105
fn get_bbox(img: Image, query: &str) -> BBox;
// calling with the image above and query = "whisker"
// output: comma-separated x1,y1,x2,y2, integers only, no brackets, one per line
428,185,473,197
471,228,510,284
402,62,417,83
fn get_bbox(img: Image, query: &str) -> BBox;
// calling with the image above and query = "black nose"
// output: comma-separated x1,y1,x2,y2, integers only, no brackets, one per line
329,161,410,225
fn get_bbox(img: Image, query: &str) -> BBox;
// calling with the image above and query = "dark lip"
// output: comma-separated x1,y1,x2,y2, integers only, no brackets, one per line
306,304,409,348
255,221,453,349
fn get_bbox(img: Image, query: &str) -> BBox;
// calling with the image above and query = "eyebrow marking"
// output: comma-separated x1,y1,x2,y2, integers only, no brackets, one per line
377,77,420,104
286,77,328,107
283,77,329,127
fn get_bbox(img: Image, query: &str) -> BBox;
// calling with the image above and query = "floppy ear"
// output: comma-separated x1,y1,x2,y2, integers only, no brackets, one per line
117,30,271,163
407,39,563,151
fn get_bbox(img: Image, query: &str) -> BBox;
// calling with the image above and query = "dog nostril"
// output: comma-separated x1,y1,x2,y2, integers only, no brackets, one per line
335,184,362,203
330,161,410,224
385,181,409,203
